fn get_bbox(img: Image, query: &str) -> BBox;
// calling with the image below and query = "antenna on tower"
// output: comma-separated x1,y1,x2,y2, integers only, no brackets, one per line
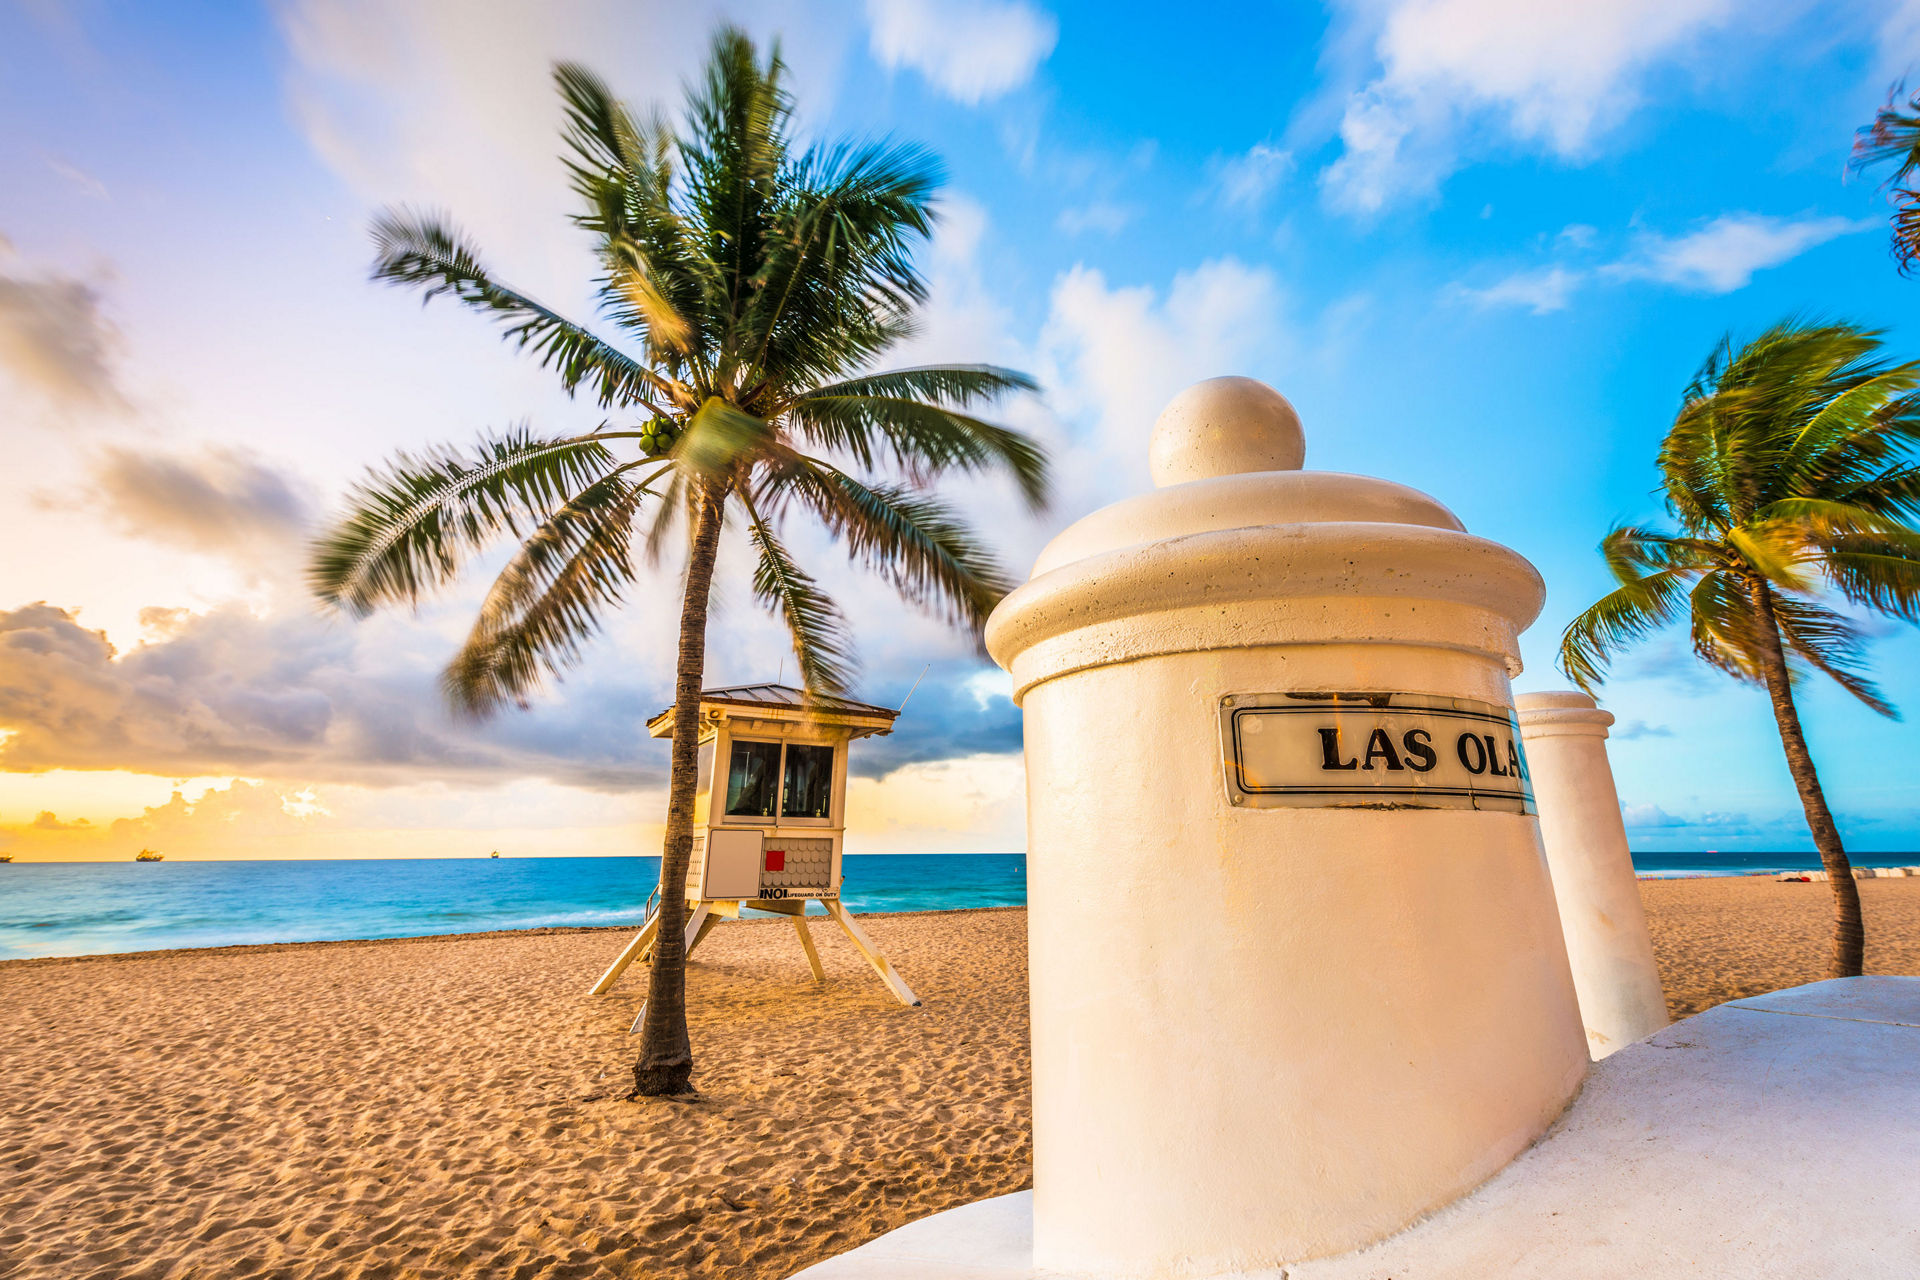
897,664,930,714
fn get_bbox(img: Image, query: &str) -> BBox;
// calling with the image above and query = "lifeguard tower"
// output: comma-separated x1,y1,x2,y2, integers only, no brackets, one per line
589,683,920,1012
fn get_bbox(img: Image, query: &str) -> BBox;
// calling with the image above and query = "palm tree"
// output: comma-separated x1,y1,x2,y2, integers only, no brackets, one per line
1850,84,1920,274
309,30,1048,1096
1560,320,1920,979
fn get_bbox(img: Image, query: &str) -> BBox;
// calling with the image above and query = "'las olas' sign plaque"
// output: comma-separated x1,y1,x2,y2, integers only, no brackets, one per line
1220,692,1535,815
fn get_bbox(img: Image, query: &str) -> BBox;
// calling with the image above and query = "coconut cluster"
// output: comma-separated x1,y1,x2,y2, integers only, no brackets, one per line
640,417,680,457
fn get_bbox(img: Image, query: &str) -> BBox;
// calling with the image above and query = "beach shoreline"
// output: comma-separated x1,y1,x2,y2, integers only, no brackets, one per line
3,883,1916,1278
0,904,1026,972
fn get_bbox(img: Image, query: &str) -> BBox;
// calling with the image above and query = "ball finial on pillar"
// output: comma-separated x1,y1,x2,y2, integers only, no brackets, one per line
1148,376,1305,487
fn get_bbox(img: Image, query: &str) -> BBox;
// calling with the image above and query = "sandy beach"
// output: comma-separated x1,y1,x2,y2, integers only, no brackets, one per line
3,879,1918,1280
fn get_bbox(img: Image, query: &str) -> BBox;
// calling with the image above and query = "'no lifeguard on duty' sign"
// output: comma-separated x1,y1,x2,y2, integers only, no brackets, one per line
1220,691,1535,814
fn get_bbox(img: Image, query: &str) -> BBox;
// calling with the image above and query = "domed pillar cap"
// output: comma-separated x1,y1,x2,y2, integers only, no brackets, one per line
1149,376,1305,486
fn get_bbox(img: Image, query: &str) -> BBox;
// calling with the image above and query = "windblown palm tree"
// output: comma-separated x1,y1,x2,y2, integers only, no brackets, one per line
309,30,1047,1096
1561,320,1920,978
1850,84,1920,274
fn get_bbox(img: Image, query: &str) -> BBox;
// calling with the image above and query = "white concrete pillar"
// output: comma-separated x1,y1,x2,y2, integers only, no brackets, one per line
986,378,1588,1279
1516,691,1670,1059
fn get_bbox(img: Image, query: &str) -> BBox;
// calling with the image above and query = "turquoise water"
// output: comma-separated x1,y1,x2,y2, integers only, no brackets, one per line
3,849,1913,962
1630,850,1916,878
0,854,1027,962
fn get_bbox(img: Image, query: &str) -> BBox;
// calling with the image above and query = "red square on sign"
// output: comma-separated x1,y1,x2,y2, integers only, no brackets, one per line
765,849,785,872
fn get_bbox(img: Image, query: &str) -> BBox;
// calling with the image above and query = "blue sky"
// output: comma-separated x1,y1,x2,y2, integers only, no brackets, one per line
2,0,1918,858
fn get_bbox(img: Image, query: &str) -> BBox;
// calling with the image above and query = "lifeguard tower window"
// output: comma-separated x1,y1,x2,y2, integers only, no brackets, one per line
724,740,781,818
782,743,835,819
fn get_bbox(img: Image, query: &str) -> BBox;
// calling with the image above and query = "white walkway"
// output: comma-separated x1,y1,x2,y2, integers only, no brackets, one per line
792,977,1920,1279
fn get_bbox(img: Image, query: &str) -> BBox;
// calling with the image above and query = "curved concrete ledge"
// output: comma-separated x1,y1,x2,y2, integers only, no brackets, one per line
987,524,1546,699
790,978,1920,1280
1514,692,1614,739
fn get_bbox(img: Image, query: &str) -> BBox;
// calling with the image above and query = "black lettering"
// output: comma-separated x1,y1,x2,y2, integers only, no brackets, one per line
1482,735,1508,776
1457,732,1488,774
1402,728,1437,772
1507,737,1525,780
1318,727,1359,770
1362,727,1403,771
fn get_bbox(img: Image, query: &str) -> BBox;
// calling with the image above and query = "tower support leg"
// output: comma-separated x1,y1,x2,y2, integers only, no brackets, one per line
825,900,921,1007
589,912,661,996
793,915,827,982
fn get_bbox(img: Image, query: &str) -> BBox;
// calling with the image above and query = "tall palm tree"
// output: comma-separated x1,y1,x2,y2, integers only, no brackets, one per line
1850,84,1920,274
309,30,1048,1096
1561,320,1920,979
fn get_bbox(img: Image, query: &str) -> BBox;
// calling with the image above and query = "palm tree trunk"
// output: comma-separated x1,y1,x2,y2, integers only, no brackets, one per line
1748,581,1864,978
633,483,728,1097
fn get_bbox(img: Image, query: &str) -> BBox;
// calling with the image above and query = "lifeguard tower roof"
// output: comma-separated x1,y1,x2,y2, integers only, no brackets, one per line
644,683,899,738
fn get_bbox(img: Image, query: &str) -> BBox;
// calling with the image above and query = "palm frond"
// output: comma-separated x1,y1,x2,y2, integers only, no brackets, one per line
740,492,855,697
442,466,653,717
370,208,670,410
1891,189,1920,277
640,468,691,567
1850,85,1920,187
1558,554,1698,693
1756,496,1916,536
1685,569,1765,682
679,27,792,362
1778,365,1920,484
1598,525,1715,581
1821,538,1920,621
1771,594,1897,718
788,389,1049,509
775,461,1010,632
311,429,619,615
801,365,1037,406
737,141,943,387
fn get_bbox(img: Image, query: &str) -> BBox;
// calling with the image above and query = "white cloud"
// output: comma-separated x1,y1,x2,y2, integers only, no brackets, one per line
45,156,108,200
1450,264,1582,314
1319,0,1737,214
1622,802,1686,827
1210,142,1295,211
1873,0,1920,81
0,255,126,408
1620,801,1753,830
865,0,1057,104
845,752,1026,853
1606,212,1871,293
1450,210,1868,311
1036,258,1288,498
1056,200,1134,235
84,447,318,568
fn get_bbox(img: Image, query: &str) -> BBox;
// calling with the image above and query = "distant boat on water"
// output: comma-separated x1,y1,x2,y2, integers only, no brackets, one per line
0,853,12,863
490,851,501,859
134,849,164,862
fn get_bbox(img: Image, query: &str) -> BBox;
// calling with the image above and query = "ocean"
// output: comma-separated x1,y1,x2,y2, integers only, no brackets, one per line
0,854,1027,962
0,849,1911,962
